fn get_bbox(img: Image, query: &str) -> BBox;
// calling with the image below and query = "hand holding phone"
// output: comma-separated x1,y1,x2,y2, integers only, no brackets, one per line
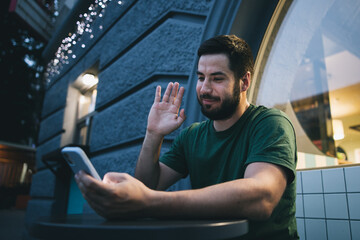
61,147,101,181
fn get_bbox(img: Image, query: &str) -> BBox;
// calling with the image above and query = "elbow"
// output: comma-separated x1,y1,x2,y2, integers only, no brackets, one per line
248,183,284,220
256,202,274,220
247,201,274,221
246,195,278,221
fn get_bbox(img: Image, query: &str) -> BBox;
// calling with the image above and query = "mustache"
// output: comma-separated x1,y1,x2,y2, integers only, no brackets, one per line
199,94,220,101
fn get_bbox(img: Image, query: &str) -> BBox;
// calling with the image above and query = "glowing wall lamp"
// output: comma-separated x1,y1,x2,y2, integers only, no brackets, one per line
81,73,98,88
333,119,345,140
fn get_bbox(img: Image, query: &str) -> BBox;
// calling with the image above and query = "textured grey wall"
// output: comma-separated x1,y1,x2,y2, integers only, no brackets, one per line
96,19,203,108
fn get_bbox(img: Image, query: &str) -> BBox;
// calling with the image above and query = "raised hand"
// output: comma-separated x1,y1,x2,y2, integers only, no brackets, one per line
146,82,186,137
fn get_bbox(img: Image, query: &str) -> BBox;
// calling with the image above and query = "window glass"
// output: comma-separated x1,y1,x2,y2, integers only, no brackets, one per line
256,0,360,168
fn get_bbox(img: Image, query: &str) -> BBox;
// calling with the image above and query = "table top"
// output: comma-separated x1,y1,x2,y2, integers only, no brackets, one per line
30,214,248,240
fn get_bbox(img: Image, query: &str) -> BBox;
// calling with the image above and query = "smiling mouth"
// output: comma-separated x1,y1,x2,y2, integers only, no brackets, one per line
200,94,220,102
200,95,220,107
202,99,217,105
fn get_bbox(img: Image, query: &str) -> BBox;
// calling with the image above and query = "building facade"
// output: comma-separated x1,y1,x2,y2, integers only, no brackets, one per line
26,0,360,239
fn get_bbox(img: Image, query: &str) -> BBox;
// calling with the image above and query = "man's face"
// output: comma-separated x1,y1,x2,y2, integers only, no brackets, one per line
196,54,241,120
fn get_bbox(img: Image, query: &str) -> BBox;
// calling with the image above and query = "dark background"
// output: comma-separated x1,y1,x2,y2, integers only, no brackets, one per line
0,0,47,147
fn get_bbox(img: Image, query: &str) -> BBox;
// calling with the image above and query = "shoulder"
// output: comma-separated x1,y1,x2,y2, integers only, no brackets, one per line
247,105,296,147
246,106,297,181
251,105,288,119
249,105,294,130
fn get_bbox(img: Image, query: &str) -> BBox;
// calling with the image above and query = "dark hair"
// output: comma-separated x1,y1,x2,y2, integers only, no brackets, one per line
197,35,254,80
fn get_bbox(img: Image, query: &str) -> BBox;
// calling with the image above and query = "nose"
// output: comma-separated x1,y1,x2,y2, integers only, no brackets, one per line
199,78,212,95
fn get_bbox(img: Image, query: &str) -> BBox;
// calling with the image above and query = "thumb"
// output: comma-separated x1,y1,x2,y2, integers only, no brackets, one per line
177,109,186,124
103,172,128,184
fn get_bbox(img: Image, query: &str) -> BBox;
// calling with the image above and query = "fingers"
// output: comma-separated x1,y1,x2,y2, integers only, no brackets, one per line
154,85,161,103
75,171,122,218
168,82,179,104
177,108,186,125
161,82,185,104
75,171,111,199
174,86,185,108
161,82,173,102
81,191,107,216
103,172,129,184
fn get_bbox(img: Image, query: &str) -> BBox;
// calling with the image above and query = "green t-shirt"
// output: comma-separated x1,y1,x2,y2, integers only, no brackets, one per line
160,104,299,240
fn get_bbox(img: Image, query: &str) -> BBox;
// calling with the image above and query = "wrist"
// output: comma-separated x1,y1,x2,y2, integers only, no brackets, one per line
145,189,171,217
145,130,165,142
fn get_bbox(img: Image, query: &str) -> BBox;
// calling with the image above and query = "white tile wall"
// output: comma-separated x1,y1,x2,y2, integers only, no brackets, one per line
297,171,303,194
344,167,360,192
296,166,360,239
296,218,306,240
350,221,360,240
326,220,351,240
305,219,327,240
324,194,349,219
322,168,346,193
347,193,360,220
304,194,325,218
296,195,304,218
302,170,323,193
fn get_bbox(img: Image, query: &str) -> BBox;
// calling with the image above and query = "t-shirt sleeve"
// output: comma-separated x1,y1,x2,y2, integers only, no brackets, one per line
246,112,297,184
159,128,189,178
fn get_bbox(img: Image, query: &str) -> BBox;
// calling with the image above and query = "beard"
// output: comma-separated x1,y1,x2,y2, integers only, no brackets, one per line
197,81,240,120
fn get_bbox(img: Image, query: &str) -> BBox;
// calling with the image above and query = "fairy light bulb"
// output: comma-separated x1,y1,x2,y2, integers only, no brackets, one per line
45,0,126,84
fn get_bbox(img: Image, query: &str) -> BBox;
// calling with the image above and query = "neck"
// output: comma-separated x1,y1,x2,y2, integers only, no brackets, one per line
213,100,250,132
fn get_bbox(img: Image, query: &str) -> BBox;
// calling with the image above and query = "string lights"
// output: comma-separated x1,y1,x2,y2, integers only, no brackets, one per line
44,0,124,84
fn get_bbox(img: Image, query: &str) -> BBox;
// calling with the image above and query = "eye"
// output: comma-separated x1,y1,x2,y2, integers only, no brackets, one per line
198,76,205,81
214,78,224,82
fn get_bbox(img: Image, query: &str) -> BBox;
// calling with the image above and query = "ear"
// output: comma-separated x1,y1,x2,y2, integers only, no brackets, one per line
241,71,251,92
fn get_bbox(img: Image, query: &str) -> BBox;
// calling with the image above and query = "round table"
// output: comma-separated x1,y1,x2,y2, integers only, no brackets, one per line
30,214,248,240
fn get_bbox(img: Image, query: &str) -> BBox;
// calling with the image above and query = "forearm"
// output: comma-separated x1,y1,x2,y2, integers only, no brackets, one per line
146,178,276,220
135,82,185,189
135,131,164,189
79,161,286,221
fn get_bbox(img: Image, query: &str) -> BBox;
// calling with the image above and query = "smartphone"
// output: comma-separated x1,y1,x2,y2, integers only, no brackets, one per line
61,147,101,180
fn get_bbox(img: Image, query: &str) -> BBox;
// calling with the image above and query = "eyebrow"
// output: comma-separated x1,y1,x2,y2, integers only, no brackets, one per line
196,71,226,76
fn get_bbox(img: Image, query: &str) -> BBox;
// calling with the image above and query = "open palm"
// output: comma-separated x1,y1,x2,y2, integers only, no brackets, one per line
147,82,186,137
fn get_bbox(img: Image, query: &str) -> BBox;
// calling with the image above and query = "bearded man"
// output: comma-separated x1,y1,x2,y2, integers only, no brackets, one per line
76,35,299,240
